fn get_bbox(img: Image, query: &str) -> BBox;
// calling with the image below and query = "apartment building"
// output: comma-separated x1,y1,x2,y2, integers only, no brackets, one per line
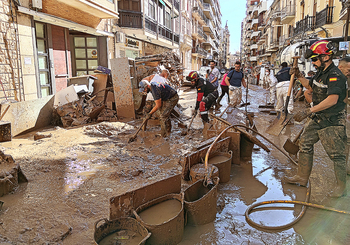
117,0,180,58
2,0,118,101
242,0,346,70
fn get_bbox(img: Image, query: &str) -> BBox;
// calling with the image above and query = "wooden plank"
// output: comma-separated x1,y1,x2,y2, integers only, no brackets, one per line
92,74,108,103
109,174,181,219
111,58,135,119
181,136,231,180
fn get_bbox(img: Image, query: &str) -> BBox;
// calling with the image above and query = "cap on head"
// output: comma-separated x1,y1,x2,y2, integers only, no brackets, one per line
305,40,333,59
138,80,150,92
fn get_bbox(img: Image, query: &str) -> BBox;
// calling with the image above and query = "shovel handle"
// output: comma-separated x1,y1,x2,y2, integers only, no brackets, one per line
284,57,299,114
128,118,149,143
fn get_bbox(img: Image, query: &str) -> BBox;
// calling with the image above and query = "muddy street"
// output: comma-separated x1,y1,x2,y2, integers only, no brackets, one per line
0,85,350,244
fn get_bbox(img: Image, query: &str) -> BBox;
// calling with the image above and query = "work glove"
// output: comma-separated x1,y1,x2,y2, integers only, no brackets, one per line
229,85,235,91
289,67,303,78
145,113,152,120
293,108,312,122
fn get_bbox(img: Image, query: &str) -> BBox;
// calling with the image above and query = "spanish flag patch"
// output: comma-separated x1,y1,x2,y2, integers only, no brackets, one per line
329,77,337,82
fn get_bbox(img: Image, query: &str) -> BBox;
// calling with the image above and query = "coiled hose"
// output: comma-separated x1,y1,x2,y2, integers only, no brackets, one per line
204,124,350,231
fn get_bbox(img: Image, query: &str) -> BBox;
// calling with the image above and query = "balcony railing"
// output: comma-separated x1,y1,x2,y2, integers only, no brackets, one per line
192,46,207,57
118,10,143,28
192,6,205,22
294,15,315,36
203,3,213,20
145,16,157,33
315,5,334,28
281,4,296,19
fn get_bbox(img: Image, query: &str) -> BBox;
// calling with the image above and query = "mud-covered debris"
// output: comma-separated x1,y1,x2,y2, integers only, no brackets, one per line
33,133,52,141
135,52,184,88
0,150,27,197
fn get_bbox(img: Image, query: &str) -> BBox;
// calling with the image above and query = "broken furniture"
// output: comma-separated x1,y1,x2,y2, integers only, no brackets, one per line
67,75,97,93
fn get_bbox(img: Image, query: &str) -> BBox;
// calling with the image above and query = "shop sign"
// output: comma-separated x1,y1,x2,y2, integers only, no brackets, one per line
125,38,139,48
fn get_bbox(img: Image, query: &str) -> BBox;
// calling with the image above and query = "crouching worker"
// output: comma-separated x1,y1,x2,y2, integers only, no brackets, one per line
186,71,218,124
138,70,179,137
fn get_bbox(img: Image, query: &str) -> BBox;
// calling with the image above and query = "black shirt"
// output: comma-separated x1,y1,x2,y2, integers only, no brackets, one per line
196,78,216,97
276,67,291,82
309,62,347,115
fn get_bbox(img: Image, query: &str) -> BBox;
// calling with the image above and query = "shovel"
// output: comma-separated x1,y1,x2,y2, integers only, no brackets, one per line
283,127,304,155
266,56,300,136
128,118,149,143
186,112,196,134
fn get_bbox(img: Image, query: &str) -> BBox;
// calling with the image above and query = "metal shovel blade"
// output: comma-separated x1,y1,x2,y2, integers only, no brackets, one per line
265,113,293,136
283,138,300,155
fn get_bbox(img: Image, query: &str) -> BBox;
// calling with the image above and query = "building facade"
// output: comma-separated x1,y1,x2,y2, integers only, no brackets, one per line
241,0,346,73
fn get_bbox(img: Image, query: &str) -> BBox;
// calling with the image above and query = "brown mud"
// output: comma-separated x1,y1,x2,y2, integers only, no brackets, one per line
0,86,349,244
138,199,182,225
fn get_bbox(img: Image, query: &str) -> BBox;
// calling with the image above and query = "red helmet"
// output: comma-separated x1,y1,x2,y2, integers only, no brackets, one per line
305,40,333,59
187,71,198,81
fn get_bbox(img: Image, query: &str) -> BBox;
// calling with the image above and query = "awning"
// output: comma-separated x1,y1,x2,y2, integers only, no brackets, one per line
18,6,114,37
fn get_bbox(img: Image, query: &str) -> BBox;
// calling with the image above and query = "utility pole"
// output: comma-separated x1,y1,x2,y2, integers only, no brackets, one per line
344,0,350,56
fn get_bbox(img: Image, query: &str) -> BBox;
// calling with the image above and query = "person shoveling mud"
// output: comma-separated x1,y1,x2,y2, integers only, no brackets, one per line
186,71,218,129
136,69,179,138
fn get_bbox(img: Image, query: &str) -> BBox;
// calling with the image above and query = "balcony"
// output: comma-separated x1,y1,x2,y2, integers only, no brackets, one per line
118,10,142,29
269,38,279,50
258,1,267,15
203,3,214,20
281,5,296,24
192,25,206,41
294,15,315,36
250,56,257,62
192,46,207,58
250,43,258,50
315,5,334,29
145,17,157,33
279,35,287,46
192,6,206,24
203,19,215,38
252,19,259,27
56,0,118,18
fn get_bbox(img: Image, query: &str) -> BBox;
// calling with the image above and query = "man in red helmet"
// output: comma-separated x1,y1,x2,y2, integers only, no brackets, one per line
186,71,218,124
287,40,347,197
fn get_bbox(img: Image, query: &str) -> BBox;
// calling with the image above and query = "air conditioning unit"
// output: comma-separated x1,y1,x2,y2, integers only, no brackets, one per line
32,0,42,9
116,32,126,43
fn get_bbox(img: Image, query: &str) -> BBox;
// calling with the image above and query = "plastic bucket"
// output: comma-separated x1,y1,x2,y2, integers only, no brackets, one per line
208,151,232,183
184,177,219,226
94,217,151,245
133,193,184,245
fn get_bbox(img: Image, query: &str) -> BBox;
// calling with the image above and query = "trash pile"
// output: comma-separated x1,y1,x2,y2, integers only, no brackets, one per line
135,52,184,88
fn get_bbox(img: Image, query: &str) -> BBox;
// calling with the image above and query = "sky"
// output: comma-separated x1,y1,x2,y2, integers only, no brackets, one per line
220,0,273,54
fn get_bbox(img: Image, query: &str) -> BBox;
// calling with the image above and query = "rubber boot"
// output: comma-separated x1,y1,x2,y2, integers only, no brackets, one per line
217,96,222,106
165,119,172,134
285,152,313,187
329,158,347,198
160,119,167,137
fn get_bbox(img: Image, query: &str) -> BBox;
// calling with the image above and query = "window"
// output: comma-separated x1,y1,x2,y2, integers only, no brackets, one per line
148,0,156,19
158,2,164,25
35,22,52,97
165,6,171,29
73,36,98,76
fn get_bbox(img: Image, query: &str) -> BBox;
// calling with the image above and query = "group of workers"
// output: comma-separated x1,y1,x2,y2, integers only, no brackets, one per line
137,39,350,198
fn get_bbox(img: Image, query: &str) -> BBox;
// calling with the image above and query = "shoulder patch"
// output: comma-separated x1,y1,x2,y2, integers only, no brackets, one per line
198,88,201,91
329,77,337,82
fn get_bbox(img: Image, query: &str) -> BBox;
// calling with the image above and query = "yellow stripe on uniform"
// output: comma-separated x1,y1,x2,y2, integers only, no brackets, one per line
329,77,337,82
